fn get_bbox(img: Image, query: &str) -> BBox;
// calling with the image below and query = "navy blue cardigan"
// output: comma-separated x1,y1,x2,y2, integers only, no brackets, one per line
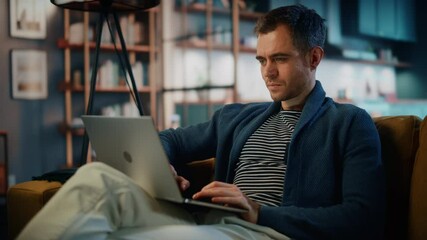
160,81,386,240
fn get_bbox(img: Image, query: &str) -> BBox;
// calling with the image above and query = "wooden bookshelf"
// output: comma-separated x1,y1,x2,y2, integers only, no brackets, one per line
58,9,161,166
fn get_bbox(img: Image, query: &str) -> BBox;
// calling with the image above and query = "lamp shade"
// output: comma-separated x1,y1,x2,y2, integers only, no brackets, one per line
50,0,160,12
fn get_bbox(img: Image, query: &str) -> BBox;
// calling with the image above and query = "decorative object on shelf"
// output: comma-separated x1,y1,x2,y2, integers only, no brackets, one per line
51,0,160,166
9,0,47,39
10,49,48,100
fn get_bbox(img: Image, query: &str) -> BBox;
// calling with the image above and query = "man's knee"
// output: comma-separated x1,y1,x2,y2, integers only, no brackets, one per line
71,161,134,190
76,162,110,176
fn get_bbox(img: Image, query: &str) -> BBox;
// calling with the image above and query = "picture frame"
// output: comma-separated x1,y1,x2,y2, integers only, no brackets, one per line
9,0,47,39
11,49,48,100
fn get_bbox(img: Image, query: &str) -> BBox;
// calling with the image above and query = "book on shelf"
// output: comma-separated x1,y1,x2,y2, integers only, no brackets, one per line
101,101,139,117
101,20,111,44
69,22,94,43
67,14,145,46
112,14,145,46
92,60,145,88
126,61,144,88
133,21,145,45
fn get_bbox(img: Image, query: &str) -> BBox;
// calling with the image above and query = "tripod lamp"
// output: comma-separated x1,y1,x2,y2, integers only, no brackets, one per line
50,0,160,166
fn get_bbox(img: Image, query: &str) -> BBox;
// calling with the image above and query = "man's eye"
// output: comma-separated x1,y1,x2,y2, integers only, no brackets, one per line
257,59,266,65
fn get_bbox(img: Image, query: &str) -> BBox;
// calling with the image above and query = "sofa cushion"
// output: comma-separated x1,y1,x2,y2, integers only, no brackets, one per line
373,116,421,240
408,116,427,240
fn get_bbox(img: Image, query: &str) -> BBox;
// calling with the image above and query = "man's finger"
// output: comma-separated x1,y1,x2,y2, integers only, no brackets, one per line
176,176,190,191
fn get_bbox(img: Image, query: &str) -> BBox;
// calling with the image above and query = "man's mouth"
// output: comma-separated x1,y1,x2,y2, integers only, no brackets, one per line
267,82,281,88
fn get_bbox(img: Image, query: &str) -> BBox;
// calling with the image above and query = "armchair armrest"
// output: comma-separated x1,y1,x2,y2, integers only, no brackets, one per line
6,158,215,240
7,180,62,240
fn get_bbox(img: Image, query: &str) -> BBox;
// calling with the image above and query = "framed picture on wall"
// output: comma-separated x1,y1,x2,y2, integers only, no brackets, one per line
9,0,47,39
11,49,48,100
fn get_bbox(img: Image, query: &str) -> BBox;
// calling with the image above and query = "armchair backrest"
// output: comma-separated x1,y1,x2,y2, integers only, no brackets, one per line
408,116,427,240
373,116,422,240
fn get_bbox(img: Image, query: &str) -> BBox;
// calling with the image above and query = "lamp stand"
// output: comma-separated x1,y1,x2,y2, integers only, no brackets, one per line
80,1,145,166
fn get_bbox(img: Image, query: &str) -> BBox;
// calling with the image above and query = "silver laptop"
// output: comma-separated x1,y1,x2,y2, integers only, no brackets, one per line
81,115,246,213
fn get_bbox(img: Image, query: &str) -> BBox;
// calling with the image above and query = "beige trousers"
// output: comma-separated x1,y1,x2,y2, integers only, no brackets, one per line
18,162,289,240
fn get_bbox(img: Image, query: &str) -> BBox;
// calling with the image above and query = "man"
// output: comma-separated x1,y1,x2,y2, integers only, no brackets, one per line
18,4,385,240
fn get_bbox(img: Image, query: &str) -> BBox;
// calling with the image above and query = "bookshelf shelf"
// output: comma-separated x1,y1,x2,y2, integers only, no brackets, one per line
57,38,154,52
58,81,151,93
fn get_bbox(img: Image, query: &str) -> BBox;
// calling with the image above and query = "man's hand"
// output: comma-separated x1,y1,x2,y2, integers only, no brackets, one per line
192,181,260,223
170,165,190,191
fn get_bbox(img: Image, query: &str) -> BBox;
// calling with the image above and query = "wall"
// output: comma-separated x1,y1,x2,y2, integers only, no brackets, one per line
395,0,427,99
0,0,65,184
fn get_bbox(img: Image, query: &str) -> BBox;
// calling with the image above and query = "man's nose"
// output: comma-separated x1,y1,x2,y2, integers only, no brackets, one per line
264,61,278,80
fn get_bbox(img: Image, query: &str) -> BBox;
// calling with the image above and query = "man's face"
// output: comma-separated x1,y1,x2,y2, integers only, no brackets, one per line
256,25,316,106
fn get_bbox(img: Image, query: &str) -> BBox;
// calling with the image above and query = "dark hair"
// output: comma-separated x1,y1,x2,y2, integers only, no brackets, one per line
254,4,326,54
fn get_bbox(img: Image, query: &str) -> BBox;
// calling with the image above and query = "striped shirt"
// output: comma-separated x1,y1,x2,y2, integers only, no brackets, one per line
233,110,301,206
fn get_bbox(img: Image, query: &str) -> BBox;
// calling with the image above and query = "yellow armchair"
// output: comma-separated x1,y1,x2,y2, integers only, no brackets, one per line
7,116,427,240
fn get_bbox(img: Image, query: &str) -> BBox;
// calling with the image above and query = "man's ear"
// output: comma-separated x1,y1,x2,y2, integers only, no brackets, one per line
308,47,324,70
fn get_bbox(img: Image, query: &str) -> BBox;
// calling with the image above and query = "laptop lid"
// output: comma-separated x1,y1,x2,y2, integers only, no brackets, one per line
81,115,184,203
